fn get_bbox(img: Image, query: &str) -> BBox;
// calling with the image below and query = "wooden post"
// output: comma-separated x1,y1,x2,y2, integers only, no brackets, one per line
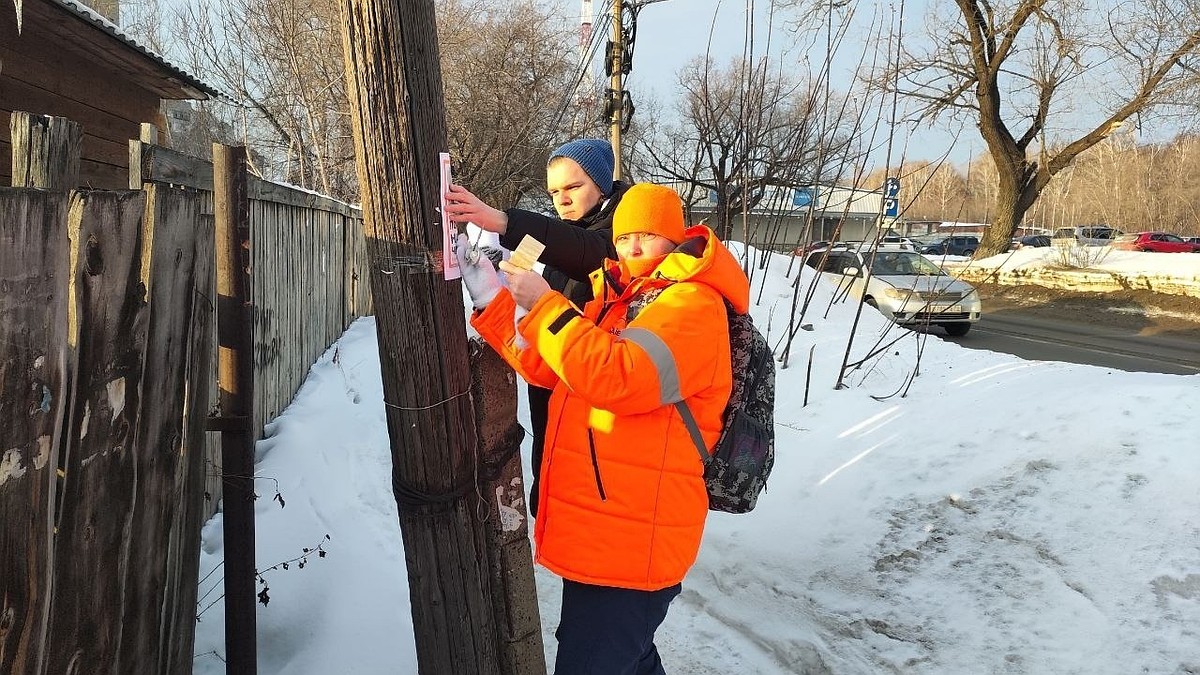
126,124,160,190
468,341,546,674
213,144,257,675
139,122,159,145
340,1,502,672
10,111,81,189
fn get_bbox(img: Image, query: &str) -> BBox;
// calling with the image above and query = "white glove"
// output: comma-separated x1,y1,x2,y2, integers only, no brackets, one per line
455,236,502,309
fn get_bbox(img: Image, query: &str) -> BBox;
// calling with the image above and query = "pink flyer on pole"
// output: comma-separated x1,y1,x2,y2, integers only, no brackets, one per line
439,152,461,281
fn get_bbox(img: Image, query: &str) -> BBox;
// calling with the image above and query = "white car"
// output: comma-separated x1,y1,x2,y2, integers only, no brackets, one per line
879,235,923,251
804,247,983,336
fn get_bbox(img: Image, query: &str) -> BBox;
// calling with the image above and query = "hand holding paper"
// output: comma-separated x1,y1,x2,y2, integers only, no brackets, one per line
498,235,550,311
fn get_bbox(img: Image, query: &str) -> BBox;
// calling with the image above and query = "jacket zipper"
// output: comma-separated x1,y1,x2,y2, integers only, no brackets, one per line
586,429,607,501
595,269,625,327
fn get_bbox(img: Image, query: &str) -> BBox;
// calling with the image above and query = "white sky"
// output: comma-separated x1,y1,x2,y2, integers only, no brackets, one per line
192,246,1199,674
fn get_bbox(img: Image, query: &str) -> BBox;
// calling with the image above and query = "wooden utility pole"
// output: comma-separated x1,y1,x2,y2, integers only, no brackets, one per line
340,1,506,672
468,341,546,674
609,0,624,179
213,144,257,675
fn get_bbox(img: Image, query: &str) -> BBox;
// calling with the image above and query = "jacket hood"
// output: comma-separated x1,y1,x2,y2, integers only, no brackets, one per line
593,224,750,313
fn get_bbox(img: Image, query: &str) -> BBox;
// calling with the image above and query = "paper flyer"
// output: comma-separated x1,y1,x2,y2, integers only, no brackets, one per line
439,152,461,281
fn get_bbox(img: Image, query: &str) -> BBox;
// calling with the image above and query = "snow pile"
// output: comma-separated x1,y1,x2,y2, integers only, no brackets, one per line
945,246,1200,296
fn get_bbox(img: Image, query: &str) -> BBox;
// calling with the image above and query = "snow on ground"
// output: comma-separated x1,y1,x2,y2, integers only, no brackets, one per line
193,248,1200,674
938,246,1200,297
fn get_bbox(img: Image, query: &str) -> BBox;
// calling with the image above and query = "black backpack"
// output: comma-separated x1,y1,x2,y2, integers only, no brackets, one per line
675,303,776,513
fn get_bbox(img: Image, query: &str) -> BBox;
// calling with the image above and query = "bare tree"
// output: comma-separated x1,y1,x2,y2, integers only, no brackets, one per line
126,0,581,204
161,0,356,197
639,55,853,240
437,0,590,207
882,0,1200,255
1022,131,1200,233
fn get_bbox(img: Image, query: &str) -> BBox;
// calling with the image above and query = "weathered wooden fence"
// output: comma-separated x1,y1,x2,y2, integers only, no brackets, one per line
130,134,372,515
1,115,214,673
1,111,371,673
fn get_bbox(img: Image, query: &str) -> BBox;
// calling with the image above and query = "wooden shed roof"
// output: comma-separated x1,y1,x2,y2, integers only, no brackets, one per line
11,0,221,100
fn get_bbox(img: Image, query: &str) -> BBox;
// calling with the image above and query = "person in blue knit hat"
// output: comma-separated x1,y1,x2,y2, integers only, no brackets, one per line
547,138,616,201
445,139,630,519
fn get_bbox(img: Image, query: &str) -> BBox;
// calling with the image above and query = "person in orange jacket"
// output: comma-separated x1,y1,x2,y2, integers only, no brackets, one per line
456,183,751,674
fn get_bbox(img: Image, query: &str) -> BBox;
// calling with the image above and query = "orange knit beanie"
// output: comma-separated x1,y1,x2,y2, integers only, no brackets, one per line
612,184,687,244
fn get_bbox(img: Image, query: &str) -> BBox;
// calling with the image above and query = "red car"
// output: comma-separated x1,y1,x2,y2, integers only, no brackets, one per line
1111,232,1200,253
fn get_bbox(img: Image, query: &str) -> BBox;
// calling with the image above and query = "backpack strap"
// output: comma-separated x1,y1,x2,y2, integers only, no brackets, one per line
674,401,710,462
675,302,742,464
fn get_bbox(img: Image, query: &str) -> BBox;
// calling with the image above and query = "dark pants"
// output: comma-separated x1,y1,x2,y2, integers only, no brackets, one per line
527,383,552,518
554,579,682,675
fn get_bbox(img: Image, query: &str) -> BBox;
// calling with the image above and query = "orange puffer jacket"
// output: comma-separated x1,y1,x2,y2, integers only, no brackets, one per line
472,224,750,591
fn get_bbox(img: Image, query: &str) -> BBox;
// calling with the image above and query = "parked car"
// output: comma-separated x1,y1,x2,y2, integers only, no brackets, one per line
1111,232,1200,253
804,247,982,336
1185,236,1200,246
880,235,922,251
921,235,980,257
1009,234,1051,250
793,240,831,256
1051,225,1121,246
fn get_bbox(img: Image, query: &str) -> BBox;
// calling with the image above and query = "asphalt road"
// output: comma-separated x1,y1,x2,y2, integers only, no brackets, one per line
945,309,1200,375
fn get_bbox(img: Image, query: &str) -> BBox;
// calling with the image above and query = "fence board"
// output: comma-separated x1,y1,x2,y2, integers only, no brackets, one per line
0,189,71,675
163,212,216,673
131,142,360,216
121,184,210,671
45,189,148,673
10,112,81,189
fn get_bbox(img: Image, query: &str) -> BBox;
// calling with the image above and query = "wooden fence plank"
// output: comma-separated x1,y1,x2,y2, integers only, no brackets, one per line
132,142,360,217
284,203,297,418
0,189,71,675
45,189,149,673
164,212,215,673
120,184,208,672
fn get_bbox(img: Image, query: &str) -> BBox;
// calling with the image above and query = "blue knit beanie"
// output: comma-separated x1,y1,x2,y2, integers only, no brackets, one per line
549,139,615,196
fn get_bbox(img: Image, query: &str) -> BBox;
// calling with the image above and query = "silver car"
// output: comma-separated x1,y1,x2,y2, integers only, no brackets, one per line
804,247,982,336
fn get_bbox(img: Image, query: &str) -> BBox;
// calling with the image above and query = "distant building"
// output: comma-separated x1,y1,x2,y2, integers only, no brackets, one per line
675,182,888,250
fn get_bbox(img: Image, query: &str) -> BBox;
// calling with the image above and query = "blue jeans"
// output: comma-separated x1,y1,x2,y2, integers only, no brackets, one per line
554,579,682,675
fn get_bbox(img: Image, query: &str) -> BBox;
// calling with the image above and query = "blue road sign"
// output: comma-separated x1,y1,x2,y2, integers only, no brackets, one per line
793,188,813,207
884,177,900,199
883,198,899,218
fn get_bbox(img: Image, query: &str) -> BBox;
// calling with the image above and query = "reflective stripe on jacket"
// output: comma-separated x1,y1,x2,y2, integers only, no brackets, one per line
472,224,750,590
